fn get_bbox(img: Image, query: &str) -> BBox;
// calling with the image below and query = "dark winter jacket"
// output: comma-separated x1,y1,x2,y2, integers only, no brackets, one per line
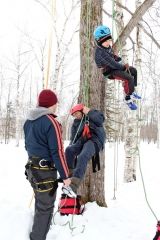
95,45,125,75
23,107,69,180
70,109,106,151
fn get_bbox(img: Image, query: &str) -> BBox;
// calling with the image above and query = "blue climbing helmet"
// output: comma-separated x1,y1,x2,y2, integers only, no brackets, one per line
93,25,111,41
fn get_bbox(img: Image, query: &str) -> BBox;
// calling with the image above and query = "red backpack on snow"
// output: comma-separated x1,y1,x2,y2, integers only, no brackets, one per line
58,194,84,215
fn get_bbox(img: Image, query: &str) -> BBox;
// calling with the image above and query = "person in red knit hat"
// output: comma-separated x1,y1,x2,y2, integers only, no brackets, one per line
38,89,58,108
24,89,70,240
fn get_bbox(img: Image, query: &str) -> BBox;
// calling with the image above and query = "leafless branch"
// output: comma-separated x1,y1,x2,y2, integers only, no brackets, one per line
103,1,160,49
113,0,157,49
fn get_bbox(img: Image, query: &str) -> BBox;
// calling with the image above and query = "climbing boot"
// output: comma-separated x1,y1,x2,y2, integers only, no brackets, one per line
131,92,141,100
125,99,137,110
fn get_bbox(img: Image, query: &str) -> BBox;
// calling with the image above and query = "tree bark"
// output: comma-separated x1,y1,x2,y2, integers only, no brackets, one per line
78,0,107,206
123,0,143,182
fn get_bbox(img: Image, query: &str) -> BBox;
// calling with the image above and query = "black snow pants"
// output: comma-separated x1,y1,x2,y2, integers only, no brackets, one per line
25,161,58,240
65,139,96,179
106,66,137,96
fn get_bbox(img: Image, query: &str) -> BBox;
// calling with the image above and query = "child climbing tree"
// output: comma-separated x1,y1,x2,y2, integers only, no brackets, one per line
78,0,156,205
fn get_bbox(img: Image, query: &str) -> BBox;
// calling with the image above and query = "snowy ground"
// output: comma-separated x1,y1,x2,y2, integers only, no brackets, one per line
0,141,159,240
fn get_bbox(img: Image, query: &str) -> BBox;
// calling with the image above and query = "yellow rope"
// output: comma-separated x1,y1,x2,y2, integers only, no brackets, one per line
44,0,56,89
28,192,34,208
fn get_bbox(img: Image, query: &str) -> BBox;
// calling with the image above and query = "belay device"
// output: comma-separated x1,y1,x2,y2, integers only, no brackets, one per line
58,194,84,215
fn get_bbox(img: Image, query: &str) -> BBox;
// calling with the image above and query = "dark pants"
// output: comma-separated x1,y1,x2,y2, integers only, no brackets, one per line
108,66,137,96
27,168,57,240
65,140,96,179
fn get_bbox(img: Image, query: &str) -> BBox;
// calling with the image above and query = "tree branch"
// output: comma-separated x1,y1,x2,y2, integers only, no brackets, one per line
113,0,156,50
103,0,160,50
114,1,160,49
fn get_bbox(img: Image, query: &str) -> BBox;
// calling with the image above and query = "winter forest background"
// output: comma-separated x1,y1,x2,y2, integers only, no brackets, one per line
0,0,160,239
0,0,160,205
0,0,160,145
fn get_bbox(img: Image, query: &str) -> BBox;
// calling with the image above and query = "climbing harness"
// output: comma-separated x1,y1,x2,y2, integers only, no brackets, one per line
82,116,91,139
25,156,57,193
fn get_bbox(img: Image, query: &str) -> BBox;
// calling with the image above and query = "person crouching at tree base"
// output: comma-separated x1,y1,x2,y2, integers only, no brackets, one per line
94,25,141,110
23,89,71,240
62,103,106,198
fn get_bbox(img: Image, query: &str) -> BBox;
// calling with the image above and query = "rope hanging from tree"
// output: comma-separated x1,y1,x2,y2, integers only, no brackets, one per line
111,3,160,235
44,0,56,89
82,0,92,106
112,0,120,200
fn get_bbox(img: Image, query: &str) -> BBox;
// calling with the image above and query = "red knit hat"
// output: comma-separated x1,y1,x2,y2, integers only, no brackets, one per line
38,89,58,108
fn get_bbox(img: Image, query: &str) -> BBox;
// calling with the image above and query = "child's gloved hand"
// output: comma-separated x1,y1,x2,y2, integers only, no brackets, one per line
124,63,130,70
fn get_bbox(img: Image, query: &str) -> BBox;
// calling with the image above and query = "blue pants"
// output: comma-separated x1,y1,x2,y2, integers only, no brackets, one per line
65,140,96,179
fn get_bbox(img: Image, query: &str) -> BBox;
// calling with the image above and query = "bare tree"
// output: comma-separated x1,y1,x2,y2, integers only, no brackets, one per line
26,35,47,89
104,0,156,182
33,0,80,117
78,0,106,206
0,66,4,143
77,0,157,204
122,0,142,183
5,43,34,146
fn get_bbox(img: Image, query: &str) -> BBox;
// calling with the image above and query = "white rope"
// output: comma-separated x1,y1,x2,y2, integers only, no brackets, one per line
137,146,158,221
71,114,85,145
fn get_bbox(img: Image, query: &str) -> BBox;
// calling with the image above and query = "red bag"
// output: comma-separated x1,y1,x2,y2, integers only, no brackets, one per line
58,194,84,215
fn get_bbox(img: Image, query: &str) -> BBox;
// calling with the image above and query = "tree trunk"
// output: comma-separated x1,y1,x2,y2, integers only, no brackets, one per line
114,0,137,183
124,0,143,182
105,1,124,144
15,49,21,147
78,0,106,206
0,69,3,143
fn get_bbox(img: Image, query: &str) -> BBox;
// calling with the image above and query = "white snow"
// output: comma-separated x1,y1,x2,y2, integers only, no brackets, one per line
0,141,159,240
